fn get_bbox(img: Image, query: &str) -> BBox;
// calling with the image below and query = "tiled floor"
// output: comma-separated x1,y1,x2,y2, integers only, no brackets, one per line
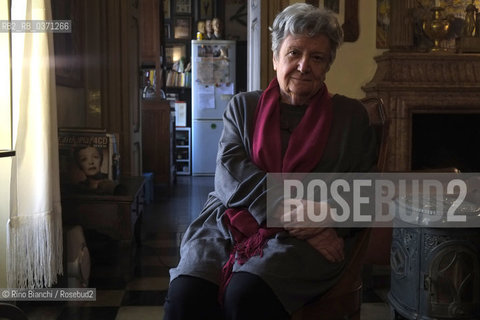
17,176,392,319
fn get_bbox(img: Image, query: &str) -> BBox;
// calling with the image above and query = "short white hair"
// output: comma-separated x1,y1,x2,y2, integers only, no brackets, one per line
270,3,343,67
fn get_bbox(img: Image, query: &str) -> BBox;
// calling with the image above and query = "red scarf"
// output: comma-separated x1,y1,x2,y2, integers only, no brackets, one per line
219,78,333,301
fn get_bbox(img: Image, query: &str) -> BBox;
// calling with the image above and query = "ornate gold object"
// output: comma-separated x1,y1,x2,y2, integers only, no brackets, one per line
423,7,450,52
456,0,480,53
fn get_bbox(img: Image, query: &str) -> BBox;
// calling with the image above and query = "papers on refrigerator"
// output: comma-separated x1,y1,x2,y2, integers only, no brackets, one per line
197,85,215,109
195,57,231,84
197,83,234,110
215,83,234,102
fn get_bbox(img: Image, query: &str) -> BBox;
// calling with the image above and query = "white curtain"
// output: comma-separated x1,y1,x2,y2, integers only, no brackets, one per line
8,0,63,288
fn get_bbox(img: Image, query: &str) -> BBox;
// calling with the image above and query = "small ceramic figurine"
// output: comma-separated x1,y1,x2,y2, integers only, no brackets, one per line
197,20,206,40
463,0,477,37
212,17,223,39
205,19,213,39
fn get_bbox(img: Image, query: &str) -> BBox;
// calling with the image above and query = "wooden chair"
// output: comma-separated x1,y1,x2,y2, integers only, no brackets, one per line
361,97,392,267
291,97,389,320
360,97,389,174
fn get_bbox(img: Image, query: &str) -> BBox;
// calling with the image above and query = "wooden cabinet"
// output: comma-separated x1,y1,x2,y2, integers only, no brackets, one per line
61,177,145,280
139,0,176,186
140,0,161,64
139,0,164,89
142,98,176,185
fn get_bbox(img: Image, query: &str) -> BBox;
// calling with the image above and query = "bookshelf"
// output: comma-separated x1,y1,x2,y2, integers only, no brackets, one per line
163,0,193,91
165,63,191,88
175,127,191,175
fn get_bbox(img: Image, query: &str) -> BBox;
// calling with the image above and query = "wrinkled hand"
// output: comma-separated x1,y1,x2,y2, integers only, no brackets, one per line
274,199,343,262
306,228,344,263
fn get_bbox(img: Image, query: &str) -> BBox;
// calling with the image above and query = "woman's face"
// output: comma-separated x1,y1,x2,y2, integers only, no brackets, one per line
78,147,101,177
273,33,331,106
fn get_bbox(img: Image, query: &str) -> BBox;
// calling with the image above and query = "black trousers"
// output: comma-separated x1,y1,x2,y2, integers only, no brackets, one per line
163,272,290,320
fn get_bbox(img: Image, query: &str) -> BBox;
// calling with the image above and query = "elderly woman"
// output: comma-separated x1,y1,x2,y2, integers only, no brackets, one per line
164,3,377,320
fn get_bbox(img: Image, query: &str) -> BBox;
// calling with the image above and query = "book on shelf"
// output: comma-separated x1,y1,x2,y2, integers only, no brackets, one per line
166,70,191,88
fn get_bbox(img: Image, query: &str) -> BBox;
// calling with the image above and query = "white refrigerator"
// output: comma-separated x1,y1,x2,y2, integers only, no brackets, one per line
191,40,236,175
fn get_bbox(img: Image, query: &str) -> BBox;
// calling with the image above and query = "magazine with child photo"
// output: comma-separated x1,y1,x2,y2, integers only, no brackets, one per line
59,129,120,194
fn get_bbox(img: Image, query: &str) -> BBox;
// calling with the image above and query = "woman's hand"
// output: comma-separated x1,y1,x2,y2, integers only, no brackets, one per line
279,199,344,262
306,228,344,263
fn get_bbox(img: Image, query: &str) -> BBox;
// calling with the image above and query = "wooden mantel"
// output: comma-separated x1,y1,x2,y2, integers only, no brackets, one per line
363,51,480,171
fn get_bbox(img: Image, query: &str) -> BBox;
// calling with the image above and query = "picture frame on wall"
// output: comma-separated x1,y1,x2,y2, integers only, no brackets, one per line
324,0,340,13
376,0,390,48
165,44,186,65
340,0,359,42
224,0,247,41
198,0,214,20
164,0,171,19
174,17,191,39
306,0,359,42
308,0,342,21
175,0,191,15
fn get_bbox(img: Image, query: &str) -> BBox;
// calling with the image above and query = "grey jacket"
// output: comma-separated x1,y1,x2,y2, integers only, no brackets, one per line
169,90,377,313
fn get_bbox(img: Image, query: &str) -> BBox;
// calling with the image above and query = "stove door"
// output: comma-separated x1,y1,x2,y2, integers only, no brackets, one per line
424,240,480,319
